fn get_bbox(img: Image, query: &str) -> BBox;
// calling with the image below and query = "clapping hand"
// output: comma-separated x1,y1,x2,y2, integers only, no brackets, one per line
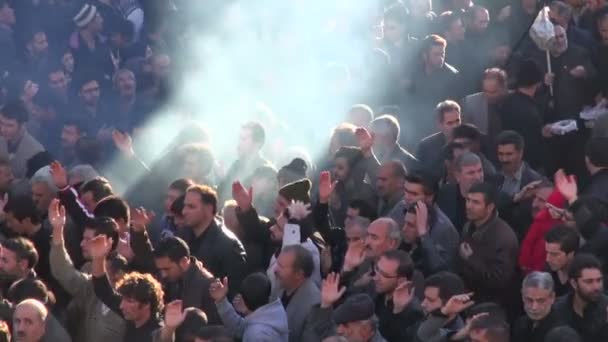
49,199,66,242
318,171,337,204
209,277,229,303
50,161,68,189
164,300,186,329
131,207,155,233
112,130,135,158
392,280,414,314
321,273,346,308
88,235,113,260
342,241,366,272
555,169,577,203
232,181,253,211
441,292,475,317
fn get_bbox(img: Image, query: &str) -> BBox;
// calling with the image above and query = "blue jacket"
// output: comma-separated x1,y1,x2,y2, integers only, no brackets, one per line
216,298,289,342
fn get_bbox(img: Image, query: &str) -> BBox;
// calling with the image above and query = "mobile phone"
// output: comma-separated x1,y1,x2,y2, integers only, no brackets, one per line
283,223,301,247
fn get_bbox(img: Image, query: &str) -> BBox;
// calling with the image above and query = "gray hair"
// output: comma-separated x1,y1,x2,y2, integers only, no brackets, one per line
348,216,371,233
370,114,400,142
373,217,402,245
15,298,48,321
30,166,58,192
69,164,99,184
522,271,554,292
454,151,482,172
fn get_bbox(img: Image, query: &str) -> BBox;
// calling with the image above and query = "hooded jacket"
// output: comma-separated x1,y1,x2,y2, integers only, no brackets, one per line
216,297,289,342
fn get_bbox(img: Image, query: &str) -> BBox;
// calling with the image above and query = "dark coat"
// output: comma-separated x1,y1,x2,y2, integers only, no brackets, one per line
416,132,446,179
511,309,564,342
375,295,425,342
554,293,608,342
459,214,519,307
581,169,608,204
177,219,247,299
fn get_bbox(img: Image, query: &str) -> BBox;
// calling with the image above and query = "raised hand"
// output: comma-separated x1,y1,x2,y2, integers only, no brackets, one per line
112,130,135,158
441,292,475,316
49,199,66,243
555,169,577,202
321,273,346,308
318,171,337,204
392,280,414,314
232,181,253,211
131,207,156,233
88,235,113,260
415,202,429,237
164,300,186,329
355,127,374,156
209,277,229,303
459,242,473,260
233,294,250,315
50,161,68,189
342,240,366,272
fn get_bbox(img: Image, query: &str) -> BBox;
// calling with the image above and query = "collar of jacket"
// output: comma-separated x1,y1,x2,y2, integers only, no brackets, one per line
463,212,498,240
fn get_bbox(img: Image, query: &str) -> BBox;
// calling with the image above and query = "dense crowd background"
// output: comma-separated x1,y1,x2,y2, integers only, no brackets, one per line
1,0,608,341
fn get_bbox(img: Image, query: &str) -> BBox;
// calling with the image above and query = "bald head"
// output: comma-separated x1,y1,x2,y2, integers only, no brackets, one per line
13,299,47,342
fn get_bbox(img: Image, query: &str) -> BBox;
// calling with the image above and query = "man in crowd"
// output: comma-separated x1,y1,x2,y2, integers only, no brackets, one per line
376,161,406,217
461,68,508,136
369,115,418,171
496,131,543,197
544,225,580,296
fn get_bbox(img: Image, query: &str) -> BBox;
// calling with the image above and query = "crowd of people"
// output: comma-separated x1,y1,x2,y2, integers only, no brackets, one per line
1,0,608,342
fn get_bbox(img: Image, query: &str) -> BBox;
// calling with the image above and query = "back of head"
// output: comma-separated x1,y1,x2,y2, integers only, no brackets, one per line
26,152,54,179
278,158,308,185
516,59,543,88
153,236,190,262
469,314,510,342
195,325,233,342
4,196,41,225
239,272,271,311
8,278,52,306
93,196,130,224
281,245,314,279
544,326,582,342
178,307,208,338
585,137,608,168
452,124,481,144
0,100,28,124
80,177,113,202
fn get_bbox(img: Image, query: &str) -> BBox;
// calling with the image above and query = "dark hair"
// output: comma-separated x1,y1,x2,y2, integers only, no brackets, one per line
422,34,447,54
26,151,54,179
568,253,602,280
2,238,38,269
25,28,46,44
371,115,400,142
170,194,185,217
384,3,409,24
544,225,580,255
282,244,314,278
0,100,28,124
169,178,194,194
116,272,165,315
424,271,465,304
405,172,438,197
383,160,407,180
436,100,461,122
93,196,130,224
381,249,414,280
468,182,498,206
178,308,208,338
75,137,103,166
452,124,481,143
239,272,271,312
347,199,377,221
7,278,53,306
195,325,233,341
187,185,218,215
496,130,525,151
469,315,510,342
62,116,87,134
544,326,582,342
438,11,463,35
242,121,266,147
107,252,129,274
80,177,113,202
153,236,190,262
84,216,120,251
516,59,543,87
585,137,608,168
4,196,41,225
466,302,507,321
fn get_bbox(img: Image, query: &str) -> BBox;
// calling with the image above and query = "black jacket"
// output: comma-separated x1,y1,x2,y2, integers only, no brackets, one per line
581,169,608,204
416,132,446,180
553,292,608,342
177,219,247,299
375,295,425,342
511,309,564,342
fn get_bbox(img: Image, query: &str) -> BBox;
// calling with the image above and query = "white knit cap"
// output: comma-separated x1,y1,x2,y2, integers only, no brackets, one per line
73,4,97,28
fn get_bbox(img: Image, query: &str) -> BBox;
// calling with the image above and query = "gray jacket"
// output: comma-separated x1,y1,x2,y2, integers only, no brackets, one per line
0,131,44,179
216,298,289,342
277,278,321,342
461,92,489,134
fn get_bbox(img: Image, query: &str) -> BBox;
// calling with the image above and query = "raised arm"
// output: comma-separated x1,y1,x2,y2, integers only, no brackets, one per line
90,235,123,317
